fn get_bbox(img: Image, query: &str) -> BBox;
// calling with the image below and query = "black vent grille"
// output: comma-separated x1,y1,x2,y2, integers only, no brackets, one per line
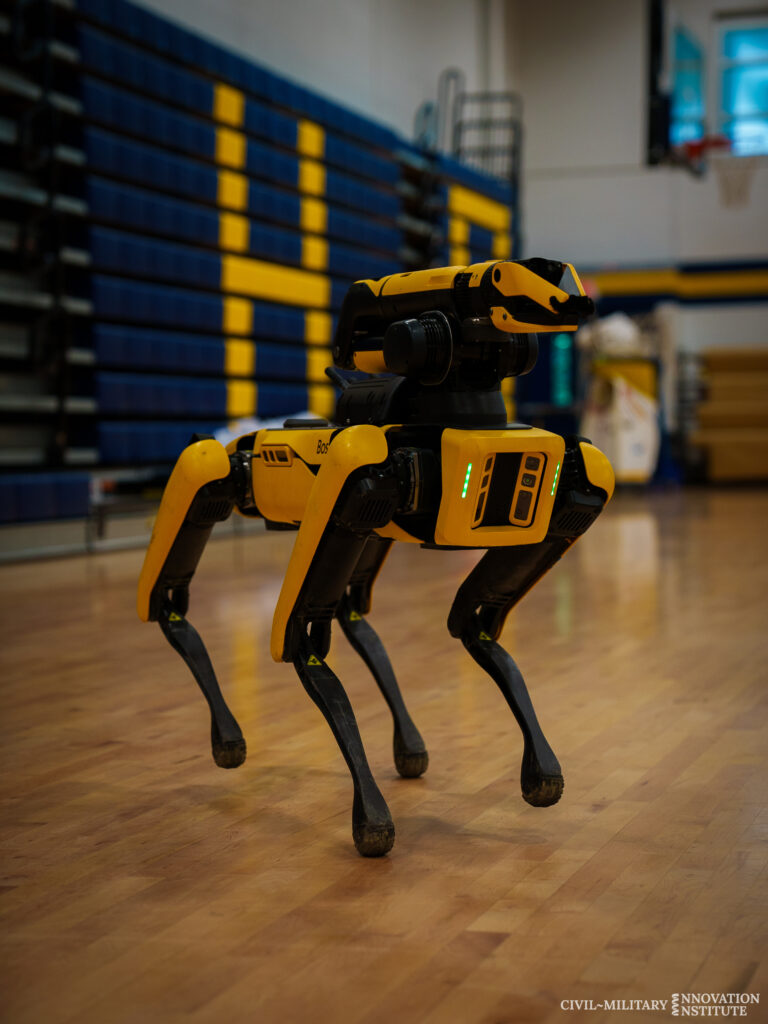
555,509,596,535
558,447,583,492
358,498,393,524
195,499,232,524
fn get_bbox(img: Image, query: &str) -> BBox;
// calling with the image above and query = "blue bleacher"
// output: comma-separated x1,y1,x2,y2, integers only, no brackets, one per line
96,372,316,418
96,371,226,416
78,25,400,188
91,274,223,330
78,23,213,114
83,127,402,245
93,324,224,373
85,135,403,254
84,127,218,205
76,0,401,151
469,224,495,254
436,154,512,206
6,0,514,524
89,226,222,292
88,179,398,277
80,77,399,220
88,226,384,310
86,177,220,250
91,274,316,339
98,421,225,463
93,324,312,382
0,473,91,523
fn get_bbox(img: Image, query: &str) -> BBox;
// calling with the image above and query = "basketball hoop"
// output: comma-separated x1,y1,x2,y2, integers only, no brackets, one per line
673,134,731,177
710,152,758,208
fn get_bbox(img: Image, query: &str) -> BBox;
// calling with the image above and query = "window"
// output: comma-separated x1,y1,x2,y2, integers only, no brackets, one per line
719,19,768,155
671,27,706,147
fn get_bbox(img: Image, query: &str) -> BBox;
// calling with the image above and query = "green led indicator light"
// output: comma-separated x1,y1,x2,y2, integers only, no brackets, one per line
551,461,561,496
461,462,473,498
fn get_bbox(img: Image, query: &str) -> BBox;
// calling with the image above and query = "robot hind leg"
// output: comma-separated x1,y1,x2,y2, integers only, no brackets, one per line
337,536,428,779
448,539,570,807
446,437,614,806
286,500,397,855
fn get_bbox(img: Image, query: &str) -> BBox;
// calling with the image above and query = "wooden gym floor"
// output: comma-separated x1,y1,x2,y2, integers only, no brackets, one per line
1,487,766,1024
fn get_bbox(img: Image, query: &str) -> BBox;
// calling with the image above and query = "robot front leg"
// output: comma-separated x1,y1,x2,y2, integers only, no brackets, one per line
137,437,247,769
337,536,428,779
271,428,404,856
294,633,394,857
447,438,614,807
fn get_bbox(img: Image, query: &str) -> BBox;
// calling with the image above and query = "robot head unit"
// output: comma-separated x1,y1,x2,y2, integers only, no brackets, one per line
331,258,594,426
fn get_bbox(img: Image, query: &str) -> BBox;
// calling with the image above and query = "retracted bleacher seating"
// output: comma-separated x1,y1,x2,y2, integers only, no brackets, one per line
0,0,517,528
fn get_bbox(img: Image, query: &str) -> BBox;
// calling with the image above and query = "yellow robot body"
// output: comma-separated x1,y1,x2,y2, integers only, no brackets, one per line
435,427,566,547
247,426,335,525
135,259,613,860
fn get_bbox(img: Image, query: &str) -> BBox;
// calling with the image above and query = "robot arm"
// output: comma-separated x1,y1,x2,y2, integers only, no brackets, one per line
333,258,594,375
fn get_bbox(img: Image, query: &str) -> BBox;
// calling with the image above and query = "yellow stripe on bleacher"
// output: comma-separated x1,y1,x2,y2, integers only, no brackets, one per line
304,310,332,345
225,338,255,376
678,269,768,298
448,184,510,232
217,170,248,211
223,296,253,335
300,197,327,234
299,159,326,196
213,83,245,127
590,267,768,299
306,345,332,384
450,245,470,266
493,232,511,259
448,218,469,245
301,235,328,271
297,120,325,160
227,379,257,418
215,127,247,169
308,383,335,419
219,212,249,252
222,254,330,308
589,268,679,296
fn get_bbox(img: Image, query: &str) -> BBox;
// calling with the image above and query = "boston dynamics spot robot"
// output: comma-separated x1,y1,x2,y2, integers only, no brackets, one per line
137,259,615,857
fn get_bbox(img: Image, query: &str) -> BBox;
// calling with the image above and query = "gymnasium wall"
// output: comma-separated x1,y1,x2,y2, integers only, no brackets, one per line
511,0,768,351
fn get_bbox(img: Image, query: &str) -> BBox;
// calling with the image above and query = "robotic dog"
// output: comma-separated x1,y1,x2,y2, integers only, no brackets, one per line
137,258,614,857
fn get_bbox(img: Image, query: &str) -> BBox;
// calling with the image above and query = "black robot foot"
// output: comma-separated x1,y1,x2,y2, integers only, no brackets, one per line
212,737,247,769
353,818,396,857
520,745,563,806
352,789,395,856
522,774,564,807
394,731,429,778
395,749,429,779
